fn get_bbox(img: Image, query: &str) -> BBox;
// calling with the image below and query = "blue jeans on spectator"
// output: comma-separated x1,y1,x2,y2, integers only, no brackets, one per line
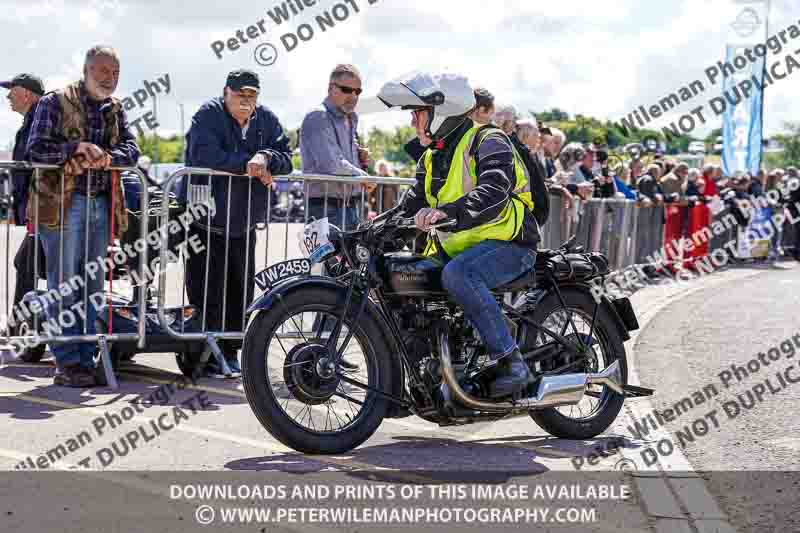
441,240,536,357
307,198,360,230
38,192,109,369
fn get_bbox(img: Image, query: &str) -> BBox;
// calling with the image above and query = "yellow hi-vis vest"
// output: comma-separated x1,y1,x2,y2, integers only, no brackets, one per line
423,125,534,258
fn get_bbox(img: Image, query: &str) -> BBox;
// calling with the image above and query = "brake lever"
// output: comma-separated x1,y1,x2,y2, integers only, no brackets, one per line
395,217,417,230
429,220,457,231
396,218,456,231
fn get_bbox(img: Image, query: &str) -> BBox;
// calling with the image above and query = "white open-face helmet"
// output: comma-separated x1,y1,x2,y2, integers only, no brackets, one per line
377,71,476,141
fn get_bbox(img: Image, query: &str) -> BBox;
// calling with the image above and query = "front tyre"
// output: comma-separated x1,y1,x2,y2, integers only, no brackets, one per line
521,288,628,440
242,287,391,454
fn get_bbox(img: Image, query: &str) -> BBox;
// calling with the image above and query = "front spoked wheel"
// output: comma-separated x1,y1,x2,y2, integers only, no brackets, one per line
242,287,391,454
521,288,627,440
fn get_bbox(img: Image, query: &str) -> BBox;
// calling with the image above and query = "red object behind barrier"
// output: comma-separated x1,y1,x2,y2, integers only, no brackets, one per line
685,203,711,269
660,203,711,272
662,204,685,271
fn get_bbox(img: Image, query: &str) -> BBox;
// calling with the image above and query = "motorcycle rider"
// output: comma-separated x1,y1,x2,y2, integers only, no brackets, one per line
377,72,539,399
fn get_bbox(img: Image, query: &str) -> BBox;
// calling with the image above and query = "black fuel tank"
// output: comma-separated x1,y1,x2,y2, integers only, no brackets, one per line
382,252,445,295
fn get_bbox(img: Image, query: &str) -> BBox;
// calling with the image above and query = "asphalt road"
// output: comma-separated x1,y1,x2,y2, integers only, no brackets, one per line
634,262,800,533
0,222,654,532
1,217,798,532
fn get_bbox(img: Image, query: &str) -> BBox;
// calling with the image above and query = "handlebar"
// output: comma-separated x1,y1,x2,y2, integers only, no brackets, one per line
395,217,457,231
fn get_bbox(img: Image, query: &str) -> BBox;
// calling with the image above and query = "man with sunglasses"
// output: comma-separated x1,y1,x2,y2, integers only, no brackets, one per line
183,69,293,378
300,64,369,231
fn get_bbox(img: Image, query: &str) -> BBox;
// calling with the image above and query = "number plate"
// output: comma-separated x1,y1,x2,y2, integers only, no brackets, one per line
298,218,335,265
254,258,311,291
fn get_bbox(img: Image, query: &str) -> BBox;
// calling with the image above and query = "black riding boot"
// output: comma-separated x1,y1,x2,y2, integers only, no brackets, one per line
488,348,536,399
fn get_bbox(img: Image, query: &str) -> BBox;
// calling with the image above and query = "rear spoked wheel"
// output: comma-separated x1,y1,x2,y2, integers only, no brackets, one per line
242,287,391,454
521,289,627,440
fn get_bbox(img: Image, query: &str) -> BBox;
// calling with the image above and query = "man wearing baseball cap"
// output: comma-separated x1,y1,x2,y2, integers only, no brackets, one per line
1,73,45,98
2,73,45,223
182,68,293,378
2,73,46,345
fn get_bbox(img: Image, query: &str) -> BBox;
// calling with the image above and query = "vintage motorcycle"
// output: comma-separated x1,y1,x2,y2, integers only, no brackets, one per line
269,181,305,223
241,210,653,454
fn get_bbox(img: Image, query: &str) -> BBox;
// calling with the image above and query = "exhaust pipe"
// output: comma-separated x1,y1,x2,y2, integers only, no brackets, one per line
438,330,624,413
587,360,624,394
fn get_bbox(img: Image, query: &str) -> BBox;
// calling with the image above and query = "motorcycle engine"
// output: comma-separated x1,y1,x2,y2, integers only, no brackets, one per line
401,330,433,372
394,300,490,415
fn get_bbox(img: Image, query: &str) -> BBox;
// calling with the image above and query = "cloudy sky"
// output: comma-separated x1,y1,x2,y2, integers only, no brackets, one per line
1,0,799,153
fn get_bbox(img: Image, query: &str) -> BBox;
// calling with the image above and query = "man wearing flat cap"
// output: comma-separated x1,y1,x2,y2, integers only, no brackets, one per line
1,73,46,343
183,68,293,377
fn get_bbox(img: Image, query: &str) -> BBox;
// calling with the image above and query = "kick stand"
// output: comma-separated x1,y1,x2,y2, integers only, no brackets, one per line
203,335,232,377
97,336,119,390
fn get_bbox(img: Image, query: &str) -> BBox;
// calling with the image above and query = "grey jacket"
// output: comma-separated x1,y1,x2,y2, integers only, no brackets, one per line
299,97,366,200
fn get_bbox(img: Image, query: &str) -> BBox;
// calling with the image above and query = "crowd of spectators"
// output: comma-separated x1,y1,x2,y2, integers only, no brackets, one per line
388,90,800,261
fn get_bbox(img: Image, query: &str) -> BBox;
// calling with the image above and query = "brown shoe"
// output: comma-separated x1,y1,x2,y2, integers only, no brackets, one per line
53,364,95,388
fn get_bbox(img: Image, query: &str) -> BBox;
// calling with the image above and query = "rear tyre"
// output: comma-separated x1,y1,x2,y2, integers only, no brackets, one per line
521,288,627,440
242,287,391,454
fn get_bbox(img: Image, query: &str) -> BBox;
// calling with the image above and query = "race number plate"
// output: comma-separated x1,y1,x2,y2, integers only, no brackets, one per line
298,218,335,265
254,258,311,291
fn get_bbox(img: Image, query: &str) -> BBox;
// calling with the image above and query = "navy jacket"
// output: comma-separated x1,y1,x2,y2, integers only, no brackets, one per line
183,97,292,237
11,103,39,225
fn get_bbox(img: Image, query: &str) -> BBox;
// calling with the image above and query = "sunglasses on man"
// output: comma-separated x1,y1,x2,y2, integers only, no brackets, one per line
334,83,363,96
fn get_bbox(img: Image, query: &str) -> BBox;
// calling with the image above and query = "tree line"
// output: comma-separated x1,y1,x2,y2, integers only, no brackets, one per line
136,109,800,174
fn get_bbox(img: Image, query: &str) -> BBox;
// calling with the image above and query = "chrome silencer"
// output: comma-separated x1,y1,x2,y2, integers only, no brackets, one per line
437,330,624,413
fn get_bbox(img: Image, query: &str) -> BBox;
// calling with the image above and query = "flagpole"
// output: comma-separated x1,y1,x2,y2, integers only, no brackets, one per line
153,92,159,165
759,0,771,171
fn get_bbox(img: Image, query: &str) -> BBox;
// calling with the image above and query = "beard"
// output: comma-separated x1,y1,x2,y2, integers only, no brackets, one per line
86,77,115,100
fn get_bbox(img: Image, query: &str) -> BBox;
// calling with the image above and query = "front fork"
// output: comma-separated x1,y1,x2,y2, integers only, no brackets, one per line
325,262,370,367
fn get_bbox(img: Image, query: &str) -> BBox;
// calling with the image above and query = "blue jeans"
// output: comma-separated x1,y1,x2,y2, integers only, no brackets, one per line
38,193,109,368
307,199,360,230
441,240,536,357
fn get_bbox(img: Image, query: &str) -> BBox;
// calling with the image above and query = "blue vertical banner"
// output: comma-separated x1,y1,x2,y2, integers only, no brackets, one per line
722,0,770,176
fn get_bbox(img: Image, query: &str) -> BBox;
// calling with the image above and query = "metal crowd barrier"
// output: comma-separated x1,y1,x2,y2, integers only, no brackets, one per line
568,198,732,272
0,161,149,390
633,203,665,265
569,199,644,271
7,160,793,385
154,168,415,377
539,188,576,250
708,206,737,258
155,173,769,380
781,218,798,257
